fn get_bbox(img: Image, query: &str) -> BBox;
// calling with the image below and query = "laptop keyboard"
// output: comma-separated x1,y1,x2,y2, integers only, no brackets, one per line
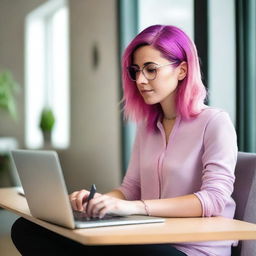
73,210,122,221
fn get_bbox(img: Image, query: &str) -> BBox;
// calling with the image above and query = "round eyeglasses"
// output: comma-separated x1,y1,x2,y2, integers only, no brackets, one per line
127,62,174,82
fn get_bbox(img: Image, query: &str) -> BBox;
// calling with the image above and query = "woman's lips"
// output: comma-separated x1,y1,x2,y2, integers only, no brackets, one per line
141,89,154,94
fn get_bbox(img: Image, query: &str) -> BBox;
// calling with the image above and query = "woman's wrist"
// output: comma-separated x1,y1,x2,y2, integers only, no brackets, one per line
141,200,150,215
131,200,150,215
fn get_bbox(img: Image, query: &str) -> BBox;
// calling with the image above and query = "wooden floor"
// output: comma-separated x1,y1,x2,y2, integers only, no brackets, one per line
0,210,20,256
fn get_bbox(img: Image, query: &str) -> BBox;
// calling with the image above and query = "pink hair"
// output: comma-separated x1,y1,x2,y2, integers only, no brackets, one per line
122,25,207,132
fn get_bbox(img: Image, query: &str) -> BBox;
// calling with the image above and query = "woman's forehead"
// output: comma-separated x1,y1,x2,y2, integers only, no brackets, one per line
133,45,166,65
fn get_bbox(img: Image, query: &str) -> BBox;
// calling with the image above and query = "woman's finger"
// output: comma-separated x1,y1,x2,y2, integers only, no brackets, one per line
69,190,88,211
86,194,109,217
91,200,108,218
69,191,79,211
75,190,89,211
70,197,79,211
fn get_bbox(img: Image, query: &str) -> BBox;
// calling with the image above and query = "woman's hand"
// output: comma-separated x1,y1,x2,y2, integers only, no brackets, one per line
69,189,101,212
69,189,145,218
86,194,143,219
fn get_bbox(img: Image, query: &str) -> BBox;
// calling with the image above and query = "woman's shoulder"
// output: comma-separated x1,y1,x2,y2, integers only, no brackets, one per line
196,106,231,122
184,106,233,130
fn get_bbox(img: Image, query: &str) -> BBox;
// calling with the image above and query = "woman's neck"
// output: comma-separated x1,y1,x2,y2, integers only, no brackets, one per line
160,92,177,120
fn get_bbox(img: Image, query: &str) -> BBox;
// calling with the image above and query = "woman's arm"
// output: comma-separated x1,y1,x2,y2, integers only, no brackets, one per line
84,192,202,218
139,194,202,217
104,190,203,217
105,189,127,199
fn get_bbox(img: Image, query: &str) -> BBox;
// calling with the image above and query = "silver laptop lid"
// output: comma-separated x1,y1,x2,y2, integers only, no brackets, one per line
10,149,75,229
10,149,165,229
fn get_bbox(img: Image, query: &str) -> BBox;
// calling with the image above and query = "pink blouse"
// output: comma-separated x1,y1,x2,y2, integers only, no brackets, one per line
118,107,238,256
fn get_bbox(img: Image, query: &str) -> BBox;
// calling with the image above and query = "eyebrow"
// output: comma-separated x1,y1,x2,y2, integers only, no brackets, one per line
132,61,157,67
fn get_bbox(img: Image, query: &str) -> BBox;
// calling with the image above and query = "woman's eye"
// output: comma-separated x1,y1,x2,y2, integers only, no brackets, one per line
146,67,156,73
130,66,139,73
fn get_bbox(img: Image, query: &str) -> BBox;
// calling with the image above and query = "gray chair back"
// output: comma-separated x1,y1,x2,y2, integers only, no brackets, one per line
231,152,256,256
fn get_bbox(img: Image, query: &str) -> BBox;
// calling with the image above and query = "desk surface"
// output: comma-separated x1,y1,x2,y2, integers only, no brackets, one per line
1,187,256,245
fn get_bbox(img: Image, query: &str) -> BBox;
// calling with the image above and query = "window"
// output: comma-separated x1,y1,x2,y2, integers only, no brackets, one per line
25,0,69,149
138,0,194,38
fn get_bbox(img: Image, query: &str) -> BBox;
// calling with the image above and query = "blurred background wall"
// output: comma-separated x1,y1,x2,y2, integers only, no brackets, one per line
62,0,121,193
0,0,121,194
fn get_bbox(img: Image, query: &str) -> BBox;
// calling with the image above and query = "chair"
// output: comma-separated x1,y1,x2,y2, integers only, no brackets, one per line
231,152,256,256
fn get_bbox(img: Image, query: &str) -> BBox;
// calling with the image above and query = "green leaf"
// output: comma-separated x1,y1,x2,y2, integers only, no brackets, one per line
39,108,55,132
0,70,20,120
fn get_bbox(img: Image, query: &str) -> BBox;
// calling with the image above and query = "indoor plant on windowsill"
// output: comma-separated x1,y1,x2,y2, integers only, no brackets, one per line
39,107,55,148
0,70,20,187
0,70,20,121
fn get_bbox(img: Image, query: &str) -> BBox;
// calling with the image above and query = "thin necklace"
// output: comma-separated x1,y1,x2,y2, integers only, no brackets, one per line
164,116,176,121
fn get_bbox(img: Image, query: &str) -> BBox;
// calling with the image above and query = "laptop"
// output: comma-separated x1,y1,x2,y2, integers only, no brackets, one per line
10,149,165,229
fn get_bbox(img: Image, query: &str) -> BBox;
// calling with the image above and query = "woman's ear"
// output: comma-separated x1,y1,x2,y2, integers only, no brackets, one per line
178,61,187,81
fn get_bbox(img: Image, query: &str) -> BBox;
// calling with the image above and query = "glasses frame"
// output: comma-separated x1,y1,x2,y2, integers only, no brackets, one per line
127,62,175,82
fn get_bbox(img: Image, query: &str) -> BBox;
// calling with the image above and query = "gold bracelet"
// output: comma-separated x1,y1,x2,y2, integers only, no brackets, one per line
141,200,150,216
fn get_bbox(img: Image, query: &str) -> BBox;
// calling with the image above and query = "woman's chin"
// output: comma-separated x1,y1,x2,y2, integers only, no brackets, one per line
143,98,158,105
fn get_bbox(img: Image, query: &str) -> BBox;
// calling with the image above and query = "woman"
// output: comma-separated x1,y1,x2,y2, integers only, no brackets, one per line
11,25,238,256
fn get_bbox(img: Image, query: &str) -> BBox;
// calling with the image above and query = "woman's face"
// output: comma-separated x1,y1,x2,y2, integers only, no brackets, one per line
132,45,186,105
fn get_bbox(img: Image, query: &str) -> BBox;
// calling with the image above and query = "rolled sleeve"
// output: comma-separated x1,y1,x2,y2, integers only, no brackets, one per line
194,111,238,217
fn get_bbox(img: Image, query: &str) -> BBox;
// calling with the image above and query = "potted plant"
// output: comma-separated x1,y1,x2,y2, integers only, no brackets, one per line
0,70,20,120
0,70,20,187
39,107,55,146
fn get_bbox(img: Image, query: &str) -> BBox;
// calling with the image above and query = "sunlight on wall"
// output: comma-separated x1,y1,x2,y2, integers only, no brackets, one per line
25,0,70,149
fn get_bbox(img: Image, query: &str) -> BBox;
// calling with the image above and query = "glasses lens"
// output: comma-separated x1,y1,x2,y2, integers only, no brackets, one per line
143,64,157,80
127,66,138,81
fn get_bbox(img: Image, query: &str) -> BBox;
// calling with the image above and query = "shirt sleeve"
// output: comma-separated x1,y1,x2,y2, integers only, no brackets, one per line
116,124,142,200
194,111,238,217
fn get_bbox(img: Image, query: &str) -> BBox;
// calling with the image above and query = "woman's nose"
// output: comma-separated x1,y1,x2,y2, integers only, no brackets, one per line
136,71,148,84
